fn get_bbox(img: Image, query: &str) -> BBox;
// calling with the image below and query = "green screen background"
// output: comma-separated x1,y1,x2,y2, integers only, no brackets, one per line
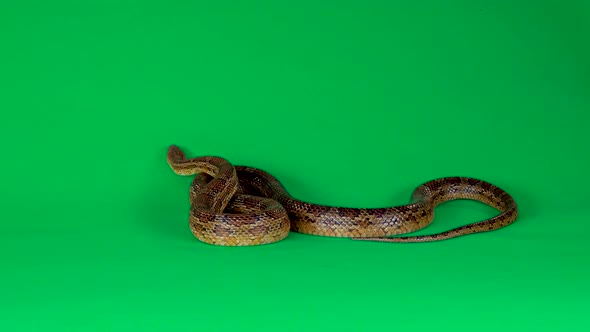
1,1,589,331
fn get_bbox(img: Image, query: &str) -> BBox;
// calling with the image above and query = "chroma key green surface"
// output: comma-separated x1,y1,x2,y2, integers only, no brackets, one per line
1,1,588,331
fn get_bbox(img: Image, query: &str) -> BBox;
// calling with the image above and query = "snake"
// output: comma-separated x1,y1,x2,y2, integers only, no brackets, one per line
167,145,518,246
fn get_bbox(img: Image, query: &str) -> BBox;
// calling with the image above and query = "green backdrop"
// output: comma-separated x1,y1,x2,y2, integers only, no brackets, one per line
1,1,589,331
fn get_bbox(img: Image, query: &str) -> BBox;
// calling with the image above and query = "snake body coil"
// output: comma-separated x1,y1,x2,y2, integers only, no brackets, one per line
167,145,518,246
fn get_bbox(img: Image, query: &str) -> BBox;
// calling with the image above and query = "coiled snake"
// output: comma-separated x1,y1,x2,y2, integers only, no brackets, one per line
167,145,518,246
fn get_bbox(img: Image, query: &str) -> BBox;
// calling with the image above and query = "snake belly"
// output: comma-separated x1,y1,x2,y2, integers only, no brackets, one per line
167,145,518,246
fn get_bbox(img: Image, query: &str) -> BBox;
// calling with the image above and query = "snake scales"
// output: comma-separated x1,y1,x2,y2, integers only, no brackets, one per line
167,145,518,246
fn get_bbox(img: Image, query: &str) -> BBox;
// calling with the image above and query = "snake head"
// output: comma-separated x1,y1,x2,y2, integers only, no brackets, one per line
167,145,192,175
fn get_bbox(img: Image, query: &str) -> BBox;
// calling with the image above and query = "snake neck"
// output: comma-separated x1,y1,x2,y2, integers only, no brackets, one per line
167,145,239,214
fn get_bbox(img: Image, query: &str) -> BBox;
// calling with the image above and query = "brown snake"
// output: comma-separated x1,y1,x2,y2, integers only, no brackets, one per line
167,145,518,246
